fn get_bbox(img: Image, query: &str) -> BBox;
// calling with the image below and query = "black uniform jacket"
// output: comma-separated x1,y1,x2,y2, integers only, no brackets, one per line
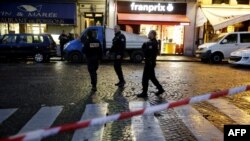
142,38,159,64
83,37,103,60
110,31,126,56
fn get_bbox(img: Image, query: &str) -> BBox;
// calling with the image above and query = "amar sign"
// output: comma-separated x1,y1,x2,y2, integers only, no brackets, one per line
131,2,174,13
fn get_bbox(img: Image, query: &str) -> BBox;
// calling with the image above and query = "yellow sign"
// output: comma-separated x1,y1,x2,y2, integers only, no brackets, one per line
227,26,235,33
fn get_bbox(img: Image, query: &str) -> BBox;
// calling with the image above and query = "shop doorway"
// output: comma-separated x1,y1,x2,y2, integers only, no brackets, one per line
84,13,103,28
139,24,184,55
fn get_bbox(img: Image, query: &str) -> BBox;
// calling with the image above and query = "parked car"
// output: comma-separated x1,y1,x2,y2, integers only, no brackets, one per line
196,32,250,63
229,47,250,66
63,26,148,63
0,33,57,63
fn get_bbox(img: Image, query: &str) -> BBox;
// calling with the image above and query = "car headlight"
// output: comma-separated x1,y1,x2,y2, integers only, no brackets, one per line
243,57,249,60
198,47,209,52
231,52,241,56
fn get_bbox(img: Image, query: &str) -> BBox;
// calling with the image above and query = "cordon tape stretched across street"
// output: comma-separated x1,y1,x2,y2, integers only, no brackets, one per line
1,85,250,141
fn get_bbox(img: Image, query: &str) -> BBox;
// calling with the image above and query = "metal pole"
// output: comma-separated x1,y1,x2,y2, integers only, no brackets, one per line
104,0,108,25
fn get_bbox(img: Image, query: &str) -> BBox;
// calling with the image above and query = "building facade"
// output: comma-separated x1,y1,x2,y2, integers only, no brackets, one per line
108,0,197,56
77,0,106,35
0,0,77,44
196,0,250,45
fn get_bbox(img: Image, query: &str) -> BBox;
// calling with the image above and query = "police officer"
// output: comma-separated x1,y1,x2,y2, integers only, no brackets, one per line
110,25,126,87
82,30,102,91
59,30,68,61
137,30,165,98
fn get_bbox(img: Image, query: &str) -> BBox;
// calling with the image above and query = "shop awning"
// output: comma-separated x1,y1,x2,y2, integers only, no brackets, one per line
118,13,190,25
196,8,207,27
200,7,250,30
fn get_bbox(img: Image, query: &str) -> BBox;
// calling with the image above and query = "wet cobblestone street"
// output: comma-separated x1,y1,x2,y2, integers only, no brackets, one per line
0,61,250,140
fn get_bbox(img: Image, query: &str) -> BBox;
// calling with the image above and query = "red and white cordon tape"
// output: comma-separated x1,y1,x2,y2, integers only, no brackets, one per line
1,85,250,141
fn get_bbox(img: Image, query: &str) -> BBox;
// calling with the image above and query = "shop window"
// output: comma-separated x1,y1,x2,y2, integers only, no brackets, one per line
0,23,19,35
27,24,46,34
0,24,8,35
212,0,229,4
240,34,250,43
9,24,19,34
237,0,249,4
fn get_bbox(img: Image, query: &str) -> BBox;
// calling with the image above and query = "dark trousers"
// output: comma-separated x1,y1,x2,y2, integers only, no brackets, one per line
87,58,99,87
114,58,125,82
60,44,64,60
142,62,163,94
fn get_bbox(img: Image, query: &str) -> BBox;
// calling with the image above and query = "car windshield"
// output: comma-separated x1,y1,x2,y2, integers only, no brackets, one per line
208,33,227,43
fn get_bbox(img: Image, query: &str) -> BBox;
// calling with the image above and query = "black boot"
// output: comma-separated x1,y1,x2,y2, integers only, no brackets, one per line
115,82,120,86
137,92,148,98
91,86,97,92
155,88,165,96
115,81,126,87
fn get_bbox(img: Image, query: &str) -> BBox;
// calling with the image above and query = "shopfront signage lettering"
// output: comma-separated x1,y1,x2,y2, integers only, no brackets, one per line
131,2,174,13
0,5,58,18
0,2,76,24
117,1,186,15
0,17,65,24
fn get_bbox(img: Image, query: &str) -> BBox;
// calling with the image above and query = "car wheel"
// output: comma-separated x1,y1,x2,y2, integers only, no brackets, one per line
34,53,44,63
211,53,222,64
131,51,144,63
69,52,82,63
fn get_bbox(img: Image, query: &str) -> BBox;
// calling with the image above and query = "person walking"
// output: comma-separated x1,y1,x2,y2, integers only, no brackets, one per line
82,30,102,91
68,33,74,41
110,25,126,87
59,30,68,61
137,30,165,98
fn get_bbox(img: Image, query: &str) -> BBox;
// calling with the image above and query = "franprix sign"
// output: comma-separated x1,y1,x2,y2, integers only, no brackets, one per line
117,1,187,15
131,2,174,13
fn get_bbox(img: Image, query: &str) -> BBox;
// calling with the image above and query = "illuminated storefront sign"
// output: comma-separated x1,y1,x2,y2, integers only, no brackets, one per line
117,1,186,15
0,2,76,25
130,2,174,13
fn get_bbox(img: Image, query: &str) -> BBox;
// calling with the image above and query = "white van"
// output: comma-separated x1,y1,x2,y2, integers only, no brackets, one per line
195,32,250,63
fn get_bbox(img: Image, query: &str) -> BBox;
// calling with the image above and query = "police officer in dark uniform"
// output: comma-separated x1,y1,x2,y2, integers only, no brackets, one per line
59,30,68,61
137,30,165,98
110,25,126,87
82,30,102,91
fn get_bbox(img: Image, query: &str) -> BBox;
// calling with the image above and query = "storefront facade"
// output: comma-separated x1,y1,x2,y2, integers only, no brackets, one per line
77,0,106,34
196,0,250,44
108,0,197,56
0,0,77,44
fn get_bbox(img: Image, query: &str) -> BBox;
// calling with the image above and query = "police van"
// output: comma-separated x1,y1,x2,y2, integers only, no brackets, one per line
63,26,148,63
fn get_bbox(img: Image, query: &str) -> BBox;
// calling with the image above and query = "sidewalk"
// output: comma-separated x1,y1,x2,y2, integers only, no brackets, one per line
157,55,199,62
50,56,200,62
